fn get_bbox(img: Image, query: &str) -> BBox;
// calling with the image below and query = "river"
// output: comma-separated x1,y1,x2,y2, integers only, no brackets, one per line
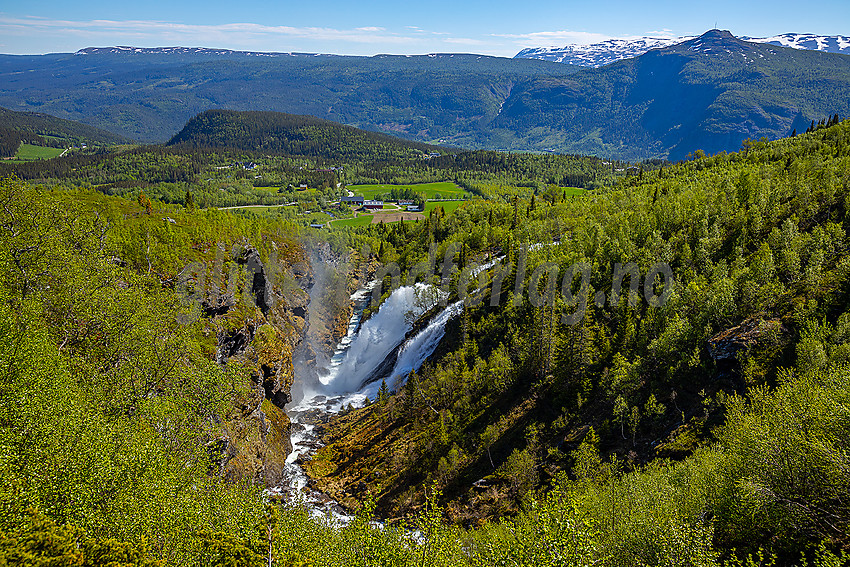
272,282,463,521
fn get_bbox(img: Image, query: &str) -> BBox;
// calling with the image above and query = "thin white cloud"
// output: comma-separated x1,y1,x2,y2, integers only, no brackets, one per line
645,29,678,38
493,30,614,47
0,13,677,58
0,15,417,45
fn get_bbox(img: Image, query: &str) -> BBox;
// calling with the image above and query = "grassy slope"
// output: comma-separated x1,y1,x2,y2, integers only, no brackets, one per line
10,143,65,161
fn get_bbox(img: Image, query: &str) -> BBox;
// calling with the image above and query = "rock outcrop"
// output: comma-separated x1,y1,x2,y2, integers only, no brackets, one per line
707,317,785,362
179,241,310,487
184,239,355,488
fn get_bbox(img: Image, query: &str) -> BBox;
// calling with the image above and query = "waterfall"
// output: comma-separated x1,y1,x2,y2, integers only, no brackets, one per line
337,299,463,407
279,281,465,518
389,300,462,384
320,283,445,396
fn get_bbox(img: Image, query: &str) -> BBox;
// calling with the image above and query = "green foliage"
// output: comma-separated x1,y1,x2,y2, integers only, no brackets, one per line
168,110,444,162
0,509,160,567
2,114,850,566
470,487,602,566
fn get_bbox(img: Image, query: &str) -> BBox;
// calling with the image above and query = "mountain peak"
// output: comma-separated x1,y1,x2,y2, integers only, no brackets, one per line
698,29,736,40
675,29,752,54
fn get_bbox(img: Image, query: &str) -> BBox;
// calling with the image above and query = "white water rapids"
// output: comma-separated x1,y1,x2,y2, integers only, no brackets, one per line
274,282,463,520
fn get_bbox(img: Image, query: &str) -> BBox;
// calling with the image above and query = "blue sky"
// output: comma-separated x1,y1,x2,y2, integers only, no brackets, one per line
1,0,848,57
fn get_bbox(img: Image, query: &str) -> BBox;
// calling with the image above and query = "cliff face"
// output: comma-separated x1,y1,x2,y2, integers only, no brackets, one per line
181,242,308,487
195,241,354,488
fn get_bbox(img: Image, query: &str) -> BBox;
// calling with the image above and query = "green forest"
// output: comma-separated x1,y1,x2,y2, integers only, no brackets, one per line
0,113,849,566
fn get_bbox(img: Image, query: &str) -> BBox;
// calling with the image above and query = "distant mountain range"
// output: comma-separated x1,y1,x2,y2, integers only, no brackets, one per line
76,46,345,58
497,30,850,159
515,32,850,67
0,49,574,145
2,30,849,160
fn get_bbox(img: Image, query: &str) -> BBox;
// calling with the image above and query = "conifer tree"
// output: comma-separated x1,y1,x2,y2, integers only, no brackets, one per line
377,378,390,404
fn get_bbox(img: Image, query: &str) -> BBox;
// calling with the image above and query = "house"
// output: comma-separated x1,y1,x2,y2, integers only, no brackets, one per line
298,184,308,191
364,200,383,210
310,223,324,229
341,195,364,205
406,205,421,212
397,200,415,206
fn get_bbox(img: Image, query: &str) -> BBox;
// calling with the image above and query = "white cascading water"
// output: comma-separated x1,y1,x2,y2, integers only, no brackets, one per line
277,282,462,520
320,283,442,395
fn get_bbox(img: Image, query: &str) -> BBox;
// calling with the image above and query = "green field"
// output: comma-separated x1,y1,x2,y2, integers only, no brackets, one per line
346,182,466,200
562,187,587,197
331,214,374,227
423,200,464,214
11,144,65,161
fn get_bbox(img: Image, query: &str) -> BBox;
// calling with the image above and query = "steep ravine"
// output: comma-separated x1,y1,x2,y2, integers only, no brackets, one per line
281,282,465,518
194,241,351,489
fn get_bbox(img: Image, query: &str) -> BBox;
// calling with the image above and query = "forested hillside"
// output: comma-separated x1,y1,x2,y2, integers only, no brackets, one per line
0,110,622,209
0,106,132,146
0,118,849,566
167,109,448,161
306,120,850,563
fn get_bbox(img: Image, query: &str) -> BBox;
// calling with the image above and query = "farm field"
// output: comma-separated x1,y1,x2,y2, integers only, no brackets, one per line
331,214,374,227
346,182,466,200
221,204,297,215
423,200,464,214
369,211,424,223
10,144,65,161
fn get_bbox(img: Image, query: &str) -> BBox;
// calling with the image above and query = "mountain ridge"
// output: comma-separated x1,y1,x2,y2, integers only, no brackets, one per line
515,31,850,67
2,30,849,159
492,30,850,159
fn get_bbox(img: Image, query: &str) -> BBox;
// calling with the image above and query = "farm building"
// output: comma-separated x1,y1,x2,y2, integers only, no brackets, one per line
341,195,365,205
364,200,384,210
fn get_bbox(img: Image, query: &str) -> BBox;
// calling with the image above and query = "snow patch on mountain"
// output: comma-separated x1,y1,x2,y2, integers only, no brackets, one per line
744,33,850,54
515,36,694,67
515,32,850,67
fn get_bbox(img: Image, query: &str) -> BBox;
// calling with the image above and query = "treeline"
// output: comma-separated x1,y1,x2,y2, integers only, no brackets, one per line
1,142,621,210
0,126,45,157
803,113,842,134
